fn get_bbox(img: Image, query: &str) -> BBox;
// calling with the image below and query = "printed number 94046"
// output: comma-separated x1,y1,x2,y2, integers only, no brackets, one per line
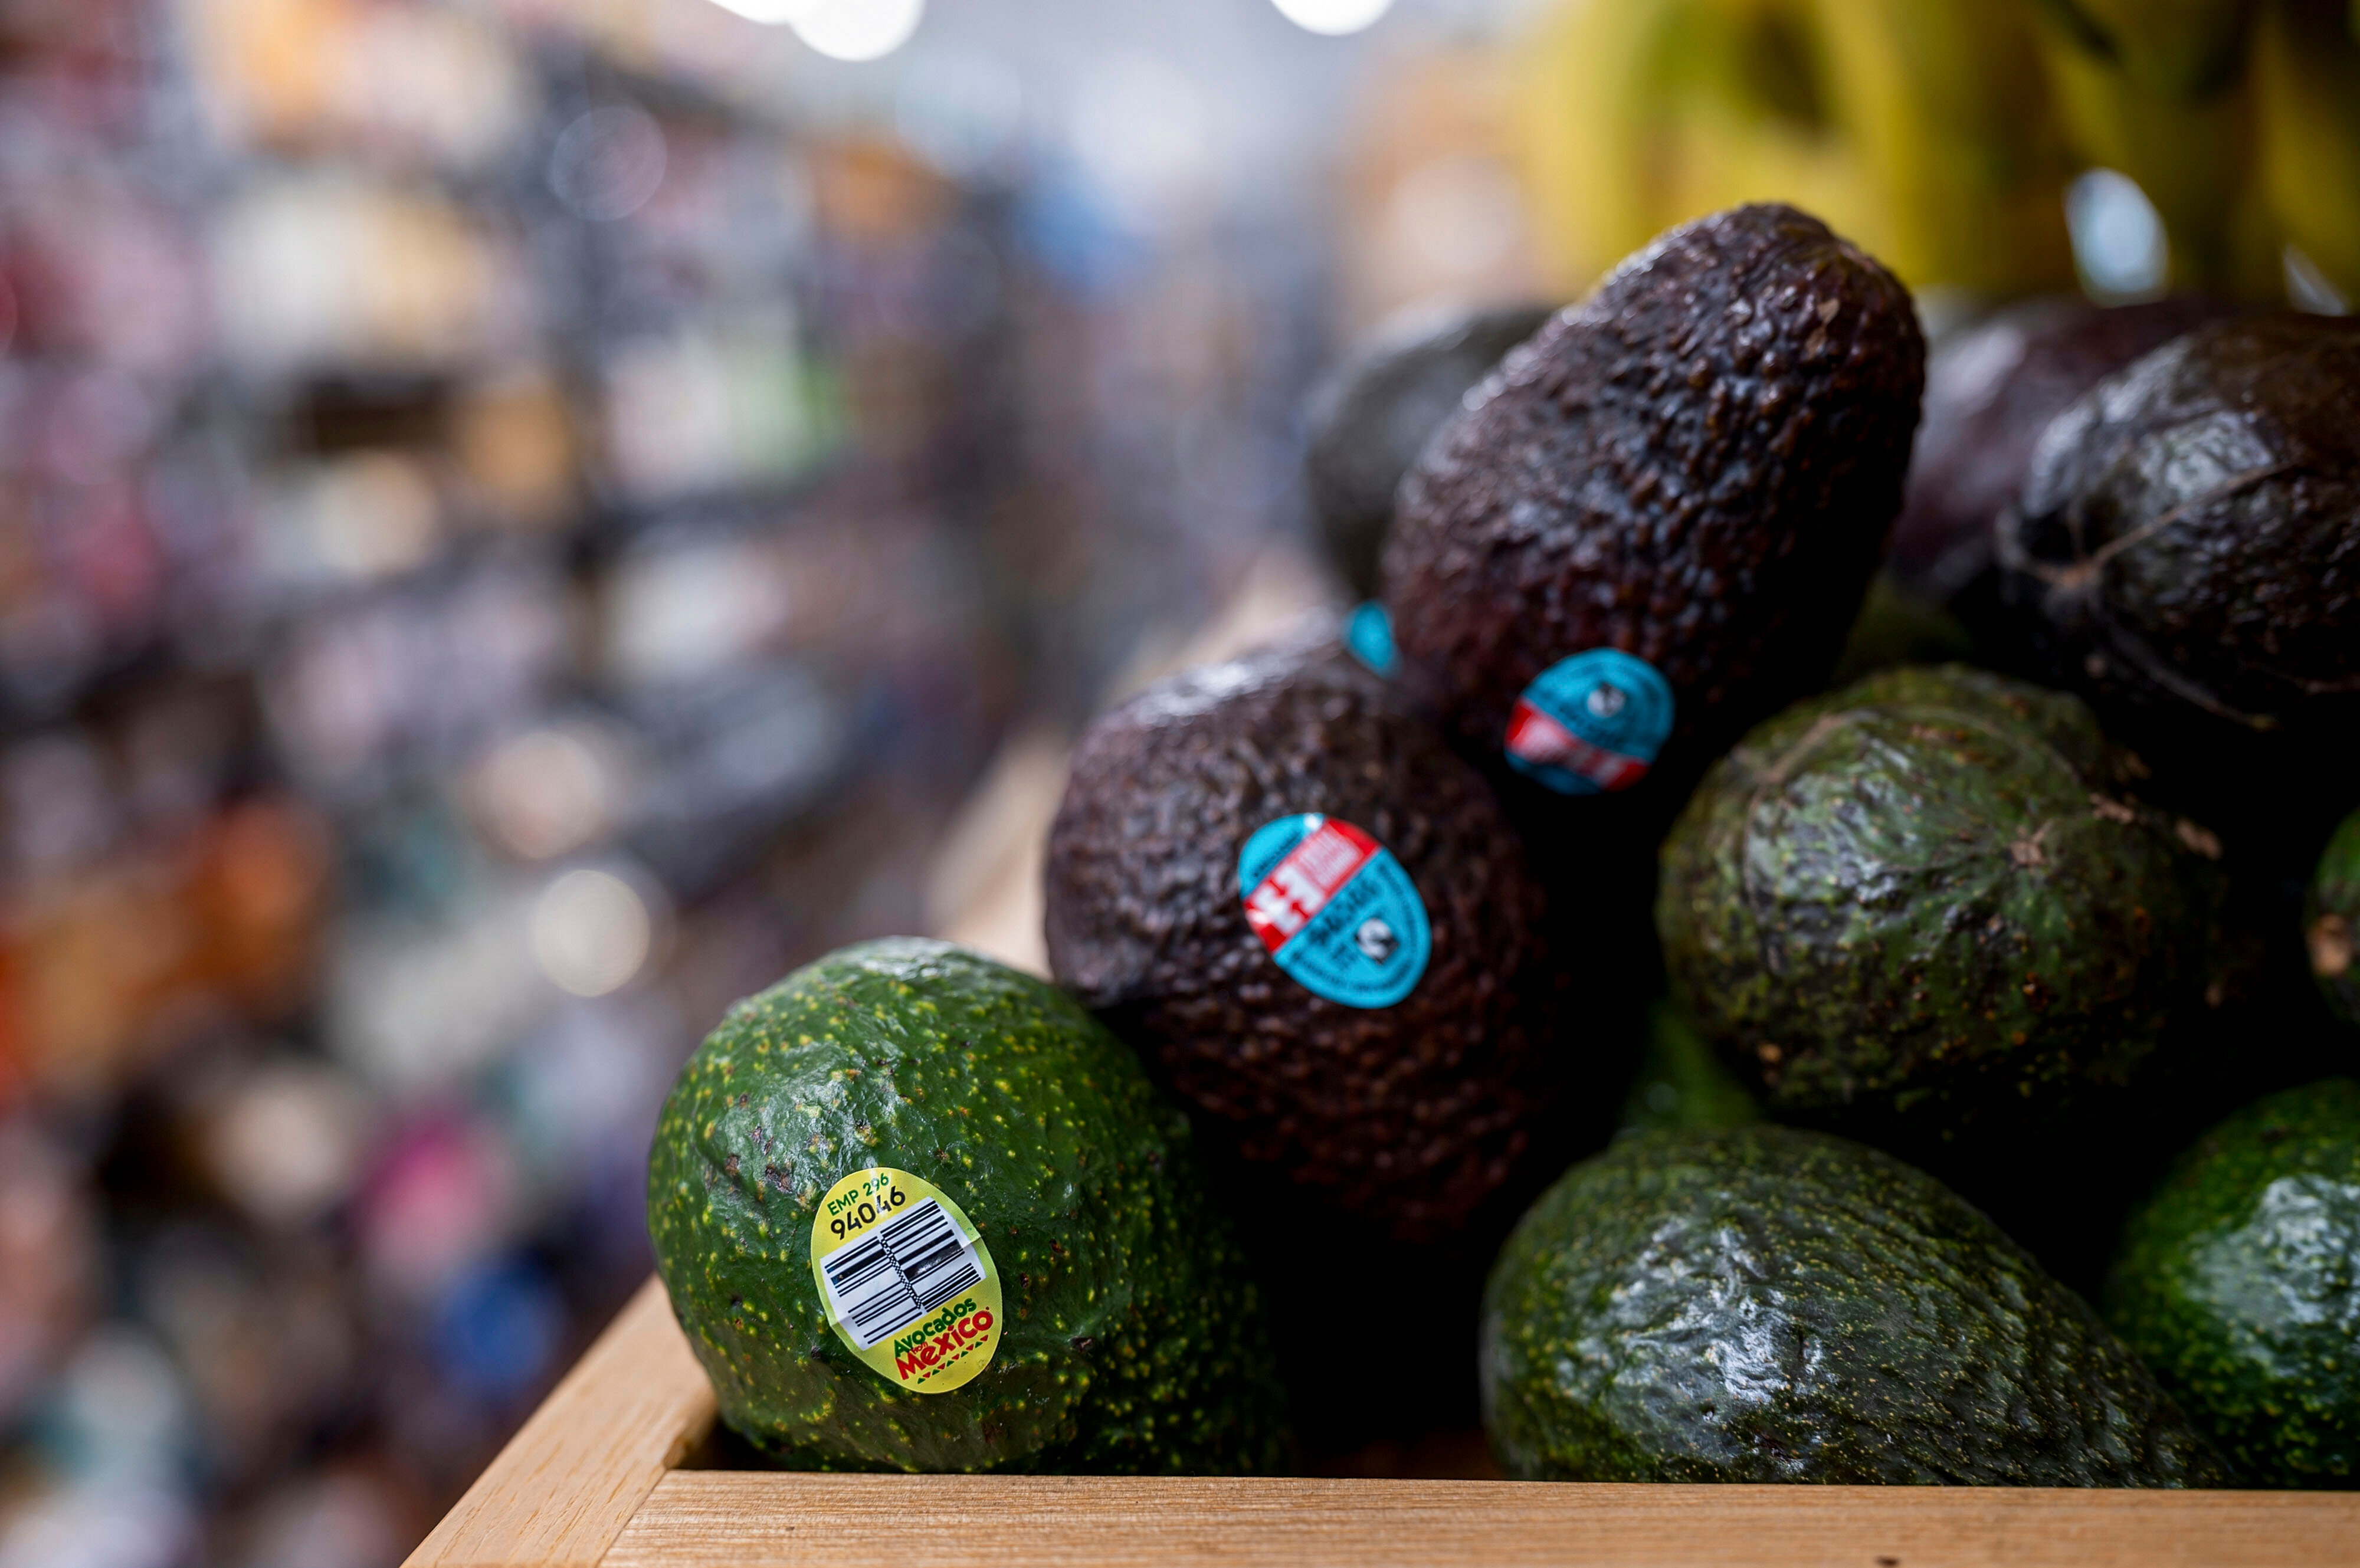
828,1182,907,1239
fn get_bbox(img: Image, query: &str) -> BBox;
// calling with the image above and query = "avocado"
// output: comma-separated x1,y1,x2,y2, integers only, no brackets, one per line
1657,664,2225,1149
1481,1124,2226,1485
2106,1079,2360,1487
1303,303,1554,599
1992,316,2360,850
2308,808,2360,1028
1617,999,1759,1135
1887,295,2228,612
1382,204,1922,798
646,937,1287,1473
1043,637,1568,1246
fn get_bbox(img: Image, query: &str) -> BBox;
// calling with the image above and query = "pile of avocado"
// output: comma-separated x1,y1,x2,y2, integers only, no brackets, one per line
645,202,2360,1488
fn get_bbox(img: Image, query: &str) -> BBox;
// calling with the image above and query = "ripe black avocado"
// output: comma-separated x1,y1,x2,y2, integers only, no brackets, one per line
1889,294,2227,612
1382,203,1923,795
1483,1124,2226,1485
1994,315,2360,853
1043,636,1568,1246
1303,303,1553,599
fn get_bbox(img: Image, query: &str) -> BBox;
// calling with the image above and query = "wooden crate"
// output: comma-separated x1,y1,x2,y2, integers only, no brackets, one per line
403,1275,2360,1567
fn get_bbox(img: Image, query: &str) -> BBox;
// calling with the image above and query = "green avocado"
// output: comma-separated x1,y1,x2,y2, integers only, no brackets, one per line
1617,999,1759,1135
1657,664,2224,1146
1481,1124,2225,1485
2106,1079,2360,1487
646,937,1287,1473
1382,204,1922,794
2308,809,2360,1028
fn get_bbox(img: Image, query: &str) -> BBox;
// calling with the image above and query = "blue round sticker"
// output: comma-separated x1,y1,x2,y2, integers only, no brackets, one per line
1345,601,1398,678
1503,648,1675,796
1236,813,1430,1009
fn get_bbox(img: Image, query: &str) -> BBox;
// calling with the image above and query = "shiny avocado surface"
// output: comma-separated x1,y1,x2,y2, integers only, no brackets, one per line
2107,1078,2360,1487
1482,1124,2226,1485
1994,315,2360,839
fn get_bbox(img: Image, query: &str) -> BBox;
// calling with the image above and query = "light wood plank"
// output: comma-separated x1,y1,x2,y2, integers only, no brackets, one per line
404,1277,716,1568
604,1472,2360,1568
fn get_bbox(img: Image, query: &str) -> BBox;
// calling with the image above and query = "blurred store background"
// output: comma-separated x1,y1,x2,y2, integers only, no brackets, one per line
0,0,2349,1562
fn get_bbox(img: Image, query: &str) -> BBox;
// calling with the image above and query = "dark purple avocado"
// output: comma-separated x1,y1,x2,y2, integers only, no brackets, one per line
1889,294,2229,608
1381,203,1923,792
1042,637,1566,1247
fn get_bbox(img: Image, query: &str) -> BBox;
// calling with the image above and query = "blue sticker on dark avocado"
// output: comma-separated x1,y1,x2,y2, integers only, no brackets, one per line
1237,813,1429,1009
1345,601,1398,678
1503,649,1674,795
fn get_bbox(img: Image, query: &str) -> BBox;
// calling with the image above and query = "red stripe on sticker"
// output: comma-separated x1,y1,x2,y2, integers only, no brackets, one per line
1505,699,1650,790
1241,818,1379,953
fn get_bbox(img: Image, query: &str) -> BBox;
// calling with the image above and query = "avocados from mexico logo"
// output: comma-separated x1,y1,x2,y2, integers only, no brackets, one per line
1504,648,1676,795
809,1167,1003,1393
1236,813,1431,1009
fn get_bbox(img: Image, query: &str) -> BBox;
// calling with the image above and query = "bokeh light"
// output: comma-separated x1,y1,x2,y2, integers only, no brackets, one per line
1271,0,1395,37
2066,168,2168,303
791,0,926,62
702,0,818,22
531,870,654,998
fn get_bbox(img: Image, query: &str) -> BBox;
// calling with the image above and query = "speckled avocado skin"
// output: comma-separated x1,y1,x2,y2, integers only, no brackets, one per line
1381,204,1923,783
1043,638,1564,1245
2308,809,2360,1028
2106,1080,2360,1487
1657,665,2223,1141
1994,317,2360,816
645,938,1287,1474
1481,1124,2225,1485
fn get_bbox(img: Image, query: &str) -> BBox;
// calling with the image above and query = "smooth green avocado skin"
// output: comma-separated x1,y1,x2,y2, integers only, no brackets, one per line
2106,1080,2360,1488
1656,664,2220,1140
1481,1125,2224,1485
647,938,1288,1474
2308,811,2360,1028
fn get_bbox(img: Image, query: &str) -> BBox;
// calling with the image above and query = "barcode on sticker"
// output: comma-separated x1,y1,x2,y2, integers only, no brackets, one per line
818,1199,984,1349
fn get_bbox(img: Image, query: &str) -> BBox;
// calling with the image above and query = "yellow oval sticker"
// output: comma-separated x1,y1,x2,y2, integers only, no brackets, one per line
808,1166,1003,1393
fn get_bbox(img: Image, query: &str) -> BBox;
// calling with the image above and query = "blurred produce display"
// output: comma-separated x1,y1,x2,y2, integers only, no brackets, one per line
0,0,1358,1560
1518,0,2360,309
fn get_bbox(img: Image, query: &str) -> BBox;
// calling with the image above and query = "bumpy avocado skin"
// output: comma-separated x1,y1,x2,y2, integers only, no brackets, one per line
1382,204,1923,783
1482,1125,2225,1485
1043,638,1565,1246
2106,1080,2360,1487
2309,810,2360,1028
1657,665,2223,1141
646,938,1287,1474
1994,317,2360,835
1304,303,1553,599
